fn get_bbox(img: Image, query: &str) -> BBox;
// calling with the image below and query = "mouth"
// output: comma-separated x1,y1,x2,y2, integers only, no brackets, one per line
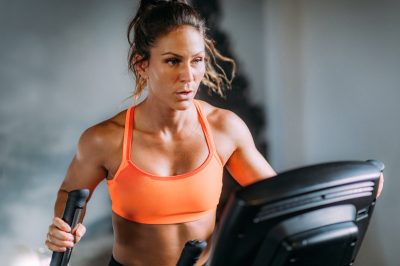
176,90,193,95
175,90,194,100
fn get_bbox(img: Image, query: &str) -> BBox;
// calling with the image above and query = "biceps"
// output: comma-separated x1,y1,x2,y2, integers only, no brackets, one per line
61,155,107,192
226,145,276,186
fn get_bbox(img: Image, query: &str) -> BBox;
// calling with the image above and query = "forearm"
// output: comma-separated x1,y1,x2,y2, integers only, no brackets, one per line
54,188,87,223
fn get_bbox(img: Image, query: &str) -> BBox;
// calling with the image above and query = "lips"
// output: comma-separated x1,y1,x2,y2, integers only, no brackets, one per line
175,90,193,100
177,90,192,94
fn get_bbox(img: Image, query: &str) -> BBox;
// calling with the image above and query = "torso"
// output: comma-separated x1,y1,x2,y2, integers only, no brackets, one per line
100,100,236,266
112,211,215,266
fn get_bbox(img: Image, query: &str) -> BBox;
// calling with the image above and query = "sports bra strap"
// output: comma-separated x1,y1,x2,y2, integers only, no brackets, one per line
193,100,217,154
122,107,134,161
122,100,217,162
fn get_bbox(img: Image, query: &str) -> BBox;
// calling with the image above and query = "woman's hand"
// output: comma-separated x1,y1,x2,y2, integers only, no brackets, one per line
45,217,86,252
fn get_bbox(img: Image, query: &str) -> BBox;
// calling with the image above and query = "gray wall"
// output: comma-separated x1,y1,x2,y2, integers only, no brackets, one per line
263,1,400,265
0,0,136,264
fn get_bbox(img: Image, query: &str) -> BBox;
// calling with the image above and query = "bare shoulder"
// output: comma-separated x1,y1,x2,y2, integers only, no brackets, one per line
59,109,128,190
76,110,126,161
197,100,248,138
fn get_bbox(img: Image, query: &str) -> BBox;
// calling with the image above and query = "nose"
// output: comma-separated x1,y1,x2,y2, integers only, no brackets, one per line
179,63,194,83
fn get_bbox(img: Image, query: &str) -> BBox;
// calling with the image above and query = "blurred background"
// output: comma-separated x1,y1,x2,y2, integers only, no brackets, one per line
0,0,399,265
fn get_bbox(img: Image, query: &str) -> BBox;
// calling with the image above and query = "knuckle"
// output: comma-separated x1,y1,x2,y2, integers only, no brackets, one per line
55,246,66,252
45,241,55,251
50,229,59,237
64,234,72,241
48,227,55,234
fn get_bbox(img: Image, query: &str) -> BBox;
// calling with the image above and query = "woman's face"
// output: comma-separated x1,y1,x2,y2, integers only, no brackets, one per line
141,25,206,110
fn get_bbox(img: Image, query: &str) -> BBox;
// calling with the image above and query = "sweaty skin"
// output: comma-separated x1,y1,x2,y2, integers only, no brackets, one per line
49,100,276,266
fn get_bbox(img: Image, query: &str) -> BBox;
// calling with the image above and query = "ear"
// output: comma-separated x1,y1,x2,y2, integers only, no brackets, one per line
134,54,149,80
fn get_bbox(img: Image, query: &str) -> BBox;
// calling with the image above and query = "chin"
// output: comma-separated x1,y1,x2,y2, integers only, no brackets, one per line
173,99,194,110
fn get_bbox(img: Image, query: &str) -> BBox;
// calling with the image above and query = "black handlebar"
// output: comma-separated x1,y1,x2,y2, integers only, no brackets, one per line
176,240,207,266
50,189,89,266
49,189,206,266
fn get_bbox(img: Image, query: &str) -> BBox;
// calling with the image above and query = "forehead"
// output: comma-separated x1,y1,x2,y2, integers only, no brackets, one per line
151,25,205,56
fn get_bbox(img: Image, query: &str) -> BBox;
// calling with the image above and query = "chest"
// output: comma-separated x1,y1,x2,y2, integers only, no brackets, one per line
130,127,211,176
106,123,225,224
106,121,233,179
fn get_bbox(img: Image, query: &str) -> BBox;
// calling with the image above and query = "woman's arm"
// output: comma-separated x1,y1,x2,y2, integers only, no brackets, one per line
221,111,276,186
56,125,109,214
46,124,111,251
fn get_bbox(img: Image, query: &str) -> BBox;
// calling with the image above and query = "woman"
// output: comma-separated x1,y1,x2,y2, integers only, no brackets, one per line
45,1,276,265
45,1,383,265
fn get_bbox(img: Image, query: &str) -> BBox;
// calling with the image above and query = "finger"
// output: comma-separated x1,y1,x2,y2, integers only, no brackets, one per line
45,239,67,252
45,233,74,251
53,217,72,232
72,223,86,243
48,226,75,243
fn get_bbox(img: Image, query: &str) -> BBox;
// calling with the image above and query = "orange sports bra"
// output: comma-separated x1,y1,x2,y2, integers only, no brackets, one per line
107,101,224,224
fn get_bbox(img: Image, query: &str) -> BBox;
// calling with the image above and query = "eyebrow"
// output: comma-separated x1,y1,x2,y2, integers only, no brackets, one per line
161,51,205,57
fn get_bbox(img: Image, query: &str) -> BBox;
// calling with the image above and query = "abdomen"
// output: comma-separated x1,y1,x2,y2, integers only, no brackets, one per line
111,211,216,266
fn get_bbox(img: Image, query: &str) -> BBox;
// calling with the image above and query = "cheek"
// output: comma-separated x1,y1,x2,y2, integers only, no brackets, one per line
149,68,167,84
195,66,206,81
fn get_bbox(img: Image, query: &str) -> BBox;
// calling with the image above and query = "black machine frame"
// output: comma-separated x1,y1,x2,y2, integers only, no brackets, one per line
208,160,383,266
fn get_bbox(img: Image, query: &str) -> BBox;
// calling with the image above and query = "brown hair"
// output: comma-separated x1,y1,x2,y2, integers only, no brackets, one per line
127,0,236,100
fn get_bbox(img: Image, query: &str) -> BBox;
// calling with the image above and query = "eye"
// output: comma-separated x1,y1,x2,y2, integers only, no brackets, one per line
193,57,204,64
165,58,180,66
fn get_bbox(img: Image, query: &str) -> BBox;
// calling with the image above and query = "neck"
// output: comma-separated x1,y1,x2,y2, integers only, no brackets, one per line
137,97,197,134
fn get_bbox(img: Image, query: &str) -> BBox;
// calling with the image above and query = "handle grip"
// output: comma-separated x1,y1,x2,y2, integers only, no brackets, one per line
50,189,89,266
176,240,207,266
